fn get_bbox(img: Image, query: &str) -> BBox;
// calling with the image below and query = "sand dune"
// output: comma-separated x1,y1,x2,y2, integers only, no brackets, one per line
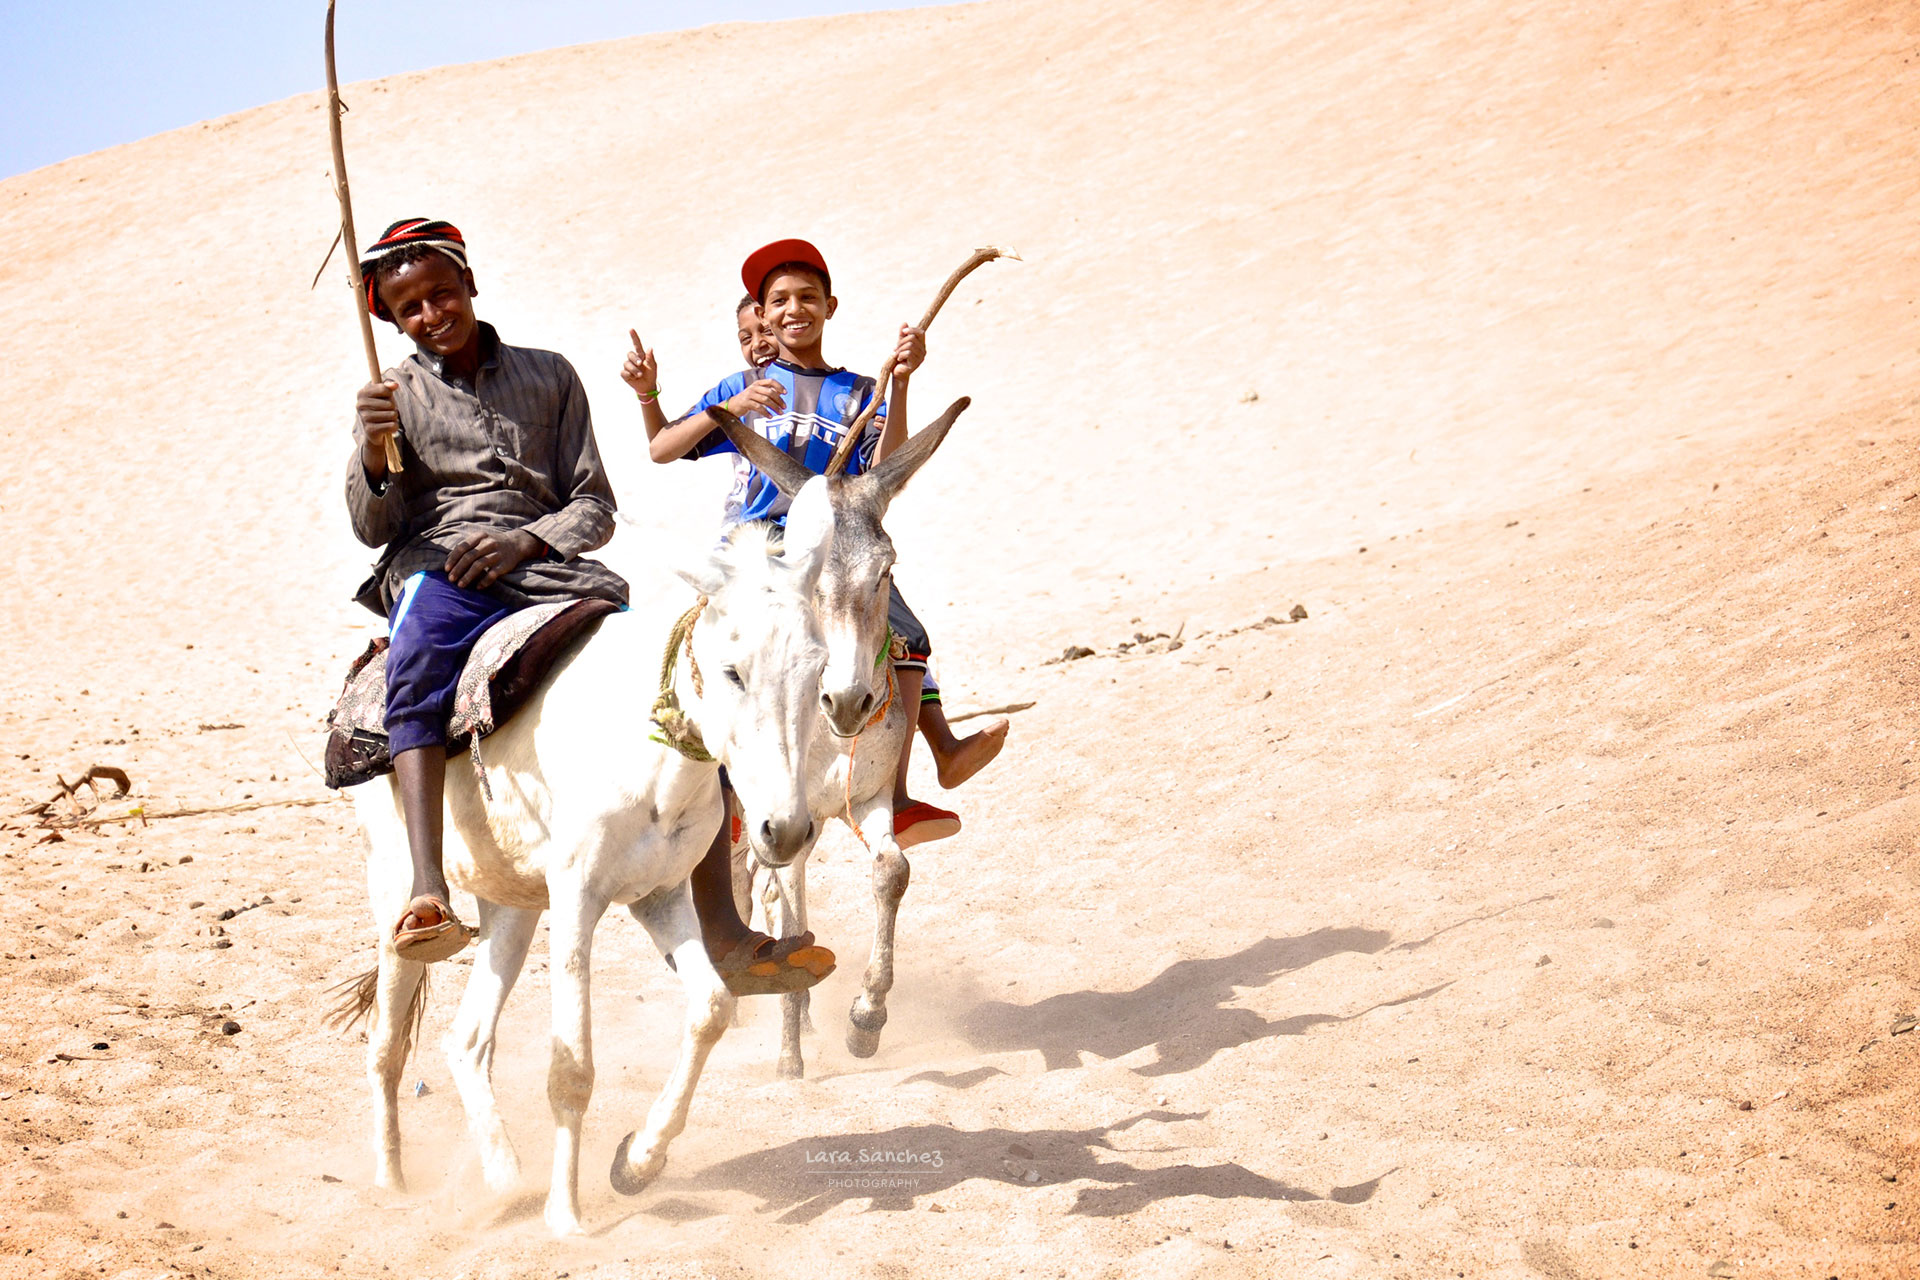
2,0,1917,1275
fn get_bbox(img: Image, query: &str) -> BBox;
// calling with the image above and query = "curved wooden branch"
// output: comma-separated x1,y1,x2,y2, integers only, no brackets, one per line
326,1,403,473
824,245,1018,476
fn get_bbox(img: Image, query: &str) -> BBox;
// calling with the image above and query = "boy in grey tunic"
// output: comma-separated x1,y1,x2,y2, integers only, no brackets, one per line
347,217,626,962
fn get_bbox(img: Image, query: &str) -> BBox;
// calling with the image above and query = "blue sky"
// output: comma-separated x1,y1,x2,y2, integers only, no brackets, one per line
0,1,952,179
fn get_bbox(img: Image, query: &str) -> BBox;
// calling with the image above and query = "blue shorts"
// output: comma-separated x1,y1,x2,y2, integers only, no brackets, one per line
384,572,512,756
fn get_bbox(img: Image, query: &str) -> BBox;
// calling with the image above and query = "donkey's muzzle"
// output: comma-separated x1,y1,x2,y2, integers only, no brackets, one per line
820,687,875,738
756,814,817,866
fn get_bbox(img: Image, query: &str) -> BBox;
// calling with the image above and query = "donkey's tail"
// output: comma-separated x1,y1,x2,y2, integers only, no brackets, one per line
324,963,432,1064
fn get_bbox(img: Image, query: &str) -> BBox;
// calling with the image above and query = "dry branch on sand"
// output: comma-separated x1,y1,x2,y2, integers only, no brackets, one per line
7,766,343,831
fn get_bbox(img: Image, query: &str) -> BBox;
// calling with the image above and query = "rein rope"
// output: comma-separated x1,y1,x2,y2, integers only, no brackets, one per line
650,597,715,763
842,628,904,850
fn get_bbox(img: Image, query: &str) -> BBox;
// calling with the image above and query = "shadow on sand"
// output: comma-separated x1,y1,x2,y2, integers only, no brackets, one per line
652,1113,1392,1223
959,928,1449,1074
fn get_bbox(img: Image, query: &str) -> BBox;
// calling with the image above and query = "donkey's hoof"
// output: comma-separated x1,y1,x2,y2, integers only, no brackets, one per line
544,1203,586,1238
777,1053,806,1079
609,1131,665,1196
845,1002,887,1059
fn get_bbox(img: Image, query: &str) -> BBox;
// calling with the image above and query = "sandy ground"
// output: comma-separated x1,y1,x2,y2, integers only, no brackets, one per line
3,0,1919,1275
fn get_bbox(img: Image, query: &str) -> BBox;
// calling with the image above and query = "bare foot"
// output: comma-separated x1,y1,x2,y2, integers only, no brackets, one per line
936,718,1009,790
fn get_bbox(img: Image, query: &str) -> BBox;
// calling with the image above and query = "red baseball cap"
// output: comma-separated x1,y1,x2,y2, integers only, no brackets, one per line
742,238,831,302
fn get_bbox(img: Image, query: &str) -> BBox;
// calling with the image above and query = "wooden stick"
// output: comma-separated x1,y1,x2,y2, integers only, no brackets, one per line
825,246,1019,476
945,700,1036,724
325,1,403,473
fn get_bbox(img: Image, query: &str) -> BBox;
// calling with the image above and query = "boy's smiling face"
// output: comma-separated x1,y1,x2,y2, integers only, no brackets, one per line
736,303,779,366
761,268,836,363
376,252,480,358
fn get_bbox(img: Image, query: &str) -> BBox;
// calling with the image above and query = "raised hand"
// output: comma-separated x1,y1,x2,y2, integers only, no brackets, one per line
892,324,926,379
621,329,659,398
357,379,401,477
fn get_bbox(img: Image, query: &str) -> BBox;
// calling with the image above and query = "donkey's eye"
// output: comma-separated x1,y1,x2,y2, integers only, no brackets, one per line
723,666,745,689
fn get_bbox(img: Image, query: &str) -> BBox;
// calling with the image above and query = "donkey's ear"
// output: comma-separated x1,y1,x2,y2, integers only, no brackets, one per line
712,405,814,497
780,476,835,585
674,553,729,598
869,397,969,508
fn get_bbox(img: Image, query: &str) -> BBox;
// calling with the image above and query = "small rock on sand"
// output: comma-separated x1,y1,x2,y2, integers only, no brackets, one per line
220,1020,240,1035
1289,604,1308,621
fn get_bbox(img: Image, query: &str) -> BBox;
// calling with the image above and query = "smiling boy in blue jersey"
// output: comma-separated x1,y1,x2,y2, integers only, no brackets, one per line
647,240,1008,846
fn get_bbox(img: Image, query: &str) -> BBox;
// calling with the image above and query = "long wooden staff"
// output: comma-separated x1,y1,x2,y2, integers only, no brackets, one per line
326,0,403,474
824,246,1019,476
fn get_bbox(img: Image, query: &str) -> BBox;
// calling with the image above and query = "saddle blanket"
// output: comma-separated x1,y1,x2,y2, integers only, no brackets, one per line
324,597,620,790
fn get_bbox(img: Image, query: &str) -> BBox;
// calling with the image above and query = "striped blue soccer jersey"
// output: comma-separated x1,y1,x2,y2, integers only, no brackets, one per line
677,360,884,525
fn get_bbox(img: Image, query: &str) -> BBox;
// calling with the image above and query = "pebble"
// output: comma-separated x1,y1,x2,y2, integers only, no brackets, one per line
216,909,236,921
1535,954,1552,967
321,1174,342,1184
1062,645,1095,661
1736,1099,1753,1111
116,1211,127,1219
1022,1169,1040,1183
1289,604,1308,621
212,939,232,950
1883,1169,1899,1183
1590,917,1614,929
414,1080,430,1097
91,1042,108,1051
220,1020,240,1036
927,1203,946,1213
187,901,204,909
1891,1014,1916,1036
1317,1131,1329,1141
178,855,192,864
1707,1262,1736,1278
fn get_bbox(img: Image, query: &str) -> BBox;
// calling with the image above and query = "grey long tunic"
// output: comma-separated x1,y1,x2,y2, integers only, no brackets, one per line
345,322,630,615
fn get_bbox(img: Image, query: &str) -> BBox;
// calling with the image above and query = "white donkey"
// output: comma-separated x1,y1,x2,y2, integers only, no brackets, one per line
708,399,970,1078
334,484,834,1235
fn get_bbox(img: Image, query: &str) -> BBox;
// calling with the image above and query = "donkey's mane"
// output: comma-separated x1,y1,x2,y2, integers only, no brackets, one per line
714,521,790,586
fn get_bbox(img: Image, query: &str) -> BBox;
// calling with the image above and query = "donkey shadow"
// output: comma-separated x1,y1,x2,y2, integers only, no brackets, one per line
667,1113,1391,1223
959,928,1449,1075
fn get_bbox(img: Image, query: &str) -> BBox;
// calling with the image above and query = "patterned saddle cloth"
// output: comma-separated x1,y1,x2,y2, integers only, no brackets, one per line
324,597,620,790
